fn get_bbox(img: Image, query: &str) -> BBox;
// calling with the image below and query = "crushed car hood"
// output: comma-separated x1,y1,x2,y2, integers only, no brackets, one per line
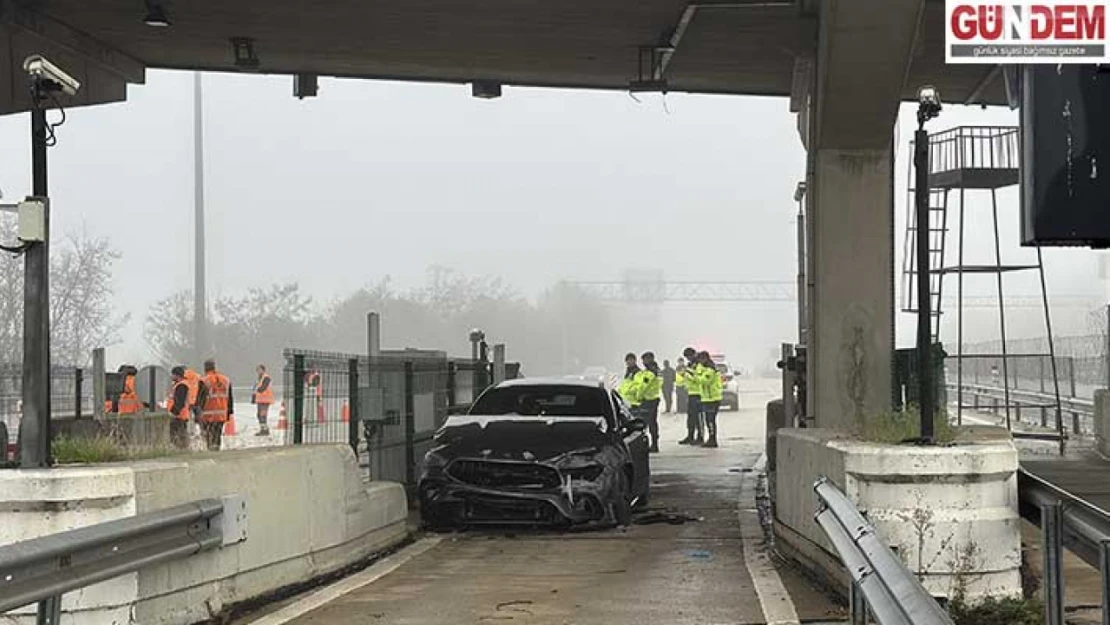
431,415,611,462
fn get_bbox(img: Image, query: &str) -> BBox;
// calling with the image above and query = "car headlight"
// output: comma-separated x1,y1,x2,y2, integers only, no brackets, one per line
563,465,605,482
423,451,447,476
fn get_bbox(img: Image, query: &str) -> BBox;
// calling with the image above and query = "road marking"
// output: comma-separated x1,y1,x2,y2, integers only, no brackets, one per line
740,453,800,625
246,537,442,625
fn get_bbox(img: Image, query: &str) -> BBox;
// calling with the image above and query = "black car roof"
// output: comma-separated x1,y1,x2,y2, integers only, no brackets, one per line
496,377,607,389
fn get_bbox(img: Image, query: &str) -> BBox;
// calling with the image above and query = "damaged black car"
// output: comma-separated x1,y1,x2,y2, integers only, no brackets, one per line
419,377,651,529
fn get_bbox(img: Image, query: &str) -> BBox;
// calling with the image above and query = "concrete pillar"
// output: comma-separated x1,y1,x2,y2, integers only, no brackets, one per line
807,148,894,430
492,344,506,385
793,0,919,430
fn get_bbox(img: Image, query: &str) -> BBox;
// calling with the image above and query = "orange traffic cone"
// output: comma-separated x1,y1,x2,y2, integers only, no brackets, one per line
276,401,288,430
341,401,350,423
224,415,238,436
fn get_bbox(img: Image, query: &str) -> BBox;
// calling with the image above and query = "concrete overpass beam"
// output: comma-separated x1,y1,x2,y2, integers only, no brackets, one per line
803,0,923,430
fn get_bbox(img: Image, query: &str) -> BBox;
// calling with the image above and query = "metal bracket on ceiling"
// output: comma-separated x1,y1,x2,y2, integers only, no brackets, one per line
629,46,670,93
633,1,797,90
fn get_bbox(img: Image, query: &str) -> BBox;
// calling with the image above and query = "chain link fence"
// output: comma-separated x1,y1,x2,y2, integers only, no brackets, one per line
958,334,1106,399
1,364,93,457
281,348,520,488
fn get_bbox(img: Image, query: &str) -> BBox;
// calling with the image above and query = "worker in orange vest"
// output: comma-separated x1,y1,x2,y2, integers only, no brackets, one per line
252,364,275,436
306,368,324,420
167,366,198,449
201,359,234,451
117,365,142,415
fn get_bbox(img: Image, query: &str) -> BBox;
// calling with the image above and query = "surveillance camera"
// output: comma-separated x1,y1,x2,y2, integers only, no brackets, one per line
22,55,80,97
917,85,941,107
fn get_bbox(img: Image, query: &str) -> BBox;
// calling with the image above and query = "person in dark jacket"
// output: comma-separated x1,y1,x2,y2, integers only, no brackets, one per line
661,360,676,414
167,366,193,450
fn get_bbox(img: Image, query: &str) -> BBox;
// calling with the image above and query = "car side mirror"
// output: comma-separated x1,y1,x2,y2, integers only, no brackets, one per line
625,418,646,433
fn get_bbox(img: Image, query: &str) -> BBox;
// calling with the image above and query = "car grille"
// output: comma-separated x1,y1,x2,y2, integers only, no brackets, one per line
447,459,561,490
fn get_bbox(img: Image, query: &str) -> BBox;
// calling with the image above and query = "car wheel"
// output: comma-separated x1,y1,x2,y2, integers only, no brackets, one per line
612,471,633,526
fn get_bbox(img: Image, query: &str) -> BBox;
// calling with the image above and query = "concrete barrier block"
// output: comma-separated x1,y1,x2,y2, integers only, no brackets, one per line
774,427,1021,603
0,466,140,620
0,445,409,625
1096,389,1110,457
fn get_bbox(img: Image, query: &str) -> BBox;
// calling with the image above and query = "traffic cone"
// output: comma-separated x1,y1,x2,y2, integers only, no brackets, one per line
224,415,238,436
276,401,288,430
341,401,350,423
317,398,326,424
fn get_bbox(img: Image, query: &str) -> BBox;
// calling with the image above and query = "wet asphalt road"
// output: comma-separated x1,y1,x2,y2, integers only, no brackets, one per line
264,380,845,625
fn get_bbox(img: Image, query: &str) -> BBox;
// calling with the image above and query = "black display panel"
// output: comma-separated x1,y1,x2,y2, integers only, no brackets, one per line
1021,64,1110,248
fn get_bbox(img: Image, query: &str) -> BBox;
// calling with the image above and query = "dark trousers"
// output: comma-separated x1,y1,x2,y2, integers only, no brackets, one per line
257,403,271,426
202,421,224,451
687,395,704,440
641,398,660,449
677,388,688,414
170,419,189,450
702,400,720,440
662,385,674,413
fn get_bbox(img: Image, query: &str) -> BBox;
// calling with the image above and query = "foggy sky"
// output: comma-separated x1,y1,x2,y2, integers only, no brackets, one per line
0,71,1104,370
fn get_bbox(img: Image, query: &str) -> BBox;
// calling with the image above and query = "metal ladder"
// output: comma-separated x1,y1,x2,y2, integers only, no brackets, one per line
901,176,948,343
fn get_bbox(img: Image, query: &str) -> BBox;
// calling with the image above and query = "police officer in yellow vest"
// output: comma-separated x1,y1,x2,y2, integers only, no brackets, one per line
617,353,642,411
633,352,662,453
695,351,724,448
678,347,705,445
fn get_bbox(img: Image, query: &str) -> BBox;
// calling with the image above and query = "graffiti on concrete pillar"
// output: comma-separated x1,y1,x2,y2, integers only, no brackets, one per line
839,304,872,425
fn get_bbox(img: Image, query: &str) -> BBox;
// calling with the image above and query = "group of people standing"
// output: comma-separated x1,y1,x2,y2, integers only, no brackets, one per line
676,348,723,448
617,347,723,451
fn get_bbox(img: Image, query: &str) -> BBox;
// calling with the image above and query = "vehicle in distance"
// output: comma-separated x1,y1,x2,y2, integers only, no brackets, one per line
419,377,651,529
714,361,740,411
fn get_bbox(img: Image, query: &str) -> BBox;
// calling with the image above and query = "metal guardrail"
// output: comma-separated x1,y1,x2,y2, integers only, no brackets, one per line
0,495,246,620
1018,468,1110,625
814,477,954,625
947,381,1093,443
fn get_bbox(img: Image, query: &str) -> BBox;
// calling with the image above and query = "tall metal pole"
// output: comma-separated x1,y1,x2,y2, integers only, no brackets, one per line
914,125,935,441
193,72,207,367
795,190,806,345
20,101,51,468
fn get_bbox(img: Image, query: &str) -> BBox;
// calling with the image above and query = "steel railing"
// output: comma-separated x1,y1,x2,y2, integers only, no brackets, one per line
947,381,1093,441
814,477,955,625
1018,468,1110,625
0,495,246,620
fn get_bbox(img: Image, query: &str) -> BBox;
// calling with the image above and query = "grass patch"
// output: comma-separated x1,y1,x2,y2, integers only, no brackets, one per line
947,596,1043,625
52,436,184,464
858,405,958,444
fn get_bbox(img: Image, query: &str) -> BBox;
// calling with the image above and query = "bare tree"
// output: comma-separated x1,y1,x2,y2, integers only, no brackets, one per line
50,230,129,366
146,284,317,380
0,221,125,366
144,290,195,366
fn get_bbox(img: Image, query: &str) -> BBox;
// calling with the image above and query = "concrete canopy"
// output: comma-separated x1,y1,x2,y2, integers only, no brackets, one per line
0,0,1004,114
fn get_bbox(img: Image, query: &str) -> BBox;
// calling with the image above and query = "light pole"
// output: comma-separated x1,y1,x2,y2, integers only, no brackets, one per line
793,181,807,346
193,72,207,367
18,56,79,468
914,85,942,442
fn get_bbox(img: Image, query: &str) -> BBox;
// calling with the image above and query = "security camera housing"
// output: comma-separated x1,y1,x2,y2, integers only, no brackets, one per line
22,55,81,97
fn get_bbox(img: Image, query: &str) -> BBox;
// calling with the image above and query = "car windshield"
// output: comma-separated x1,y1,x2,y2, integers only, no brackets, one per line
716,364,729,373
470,385,610,418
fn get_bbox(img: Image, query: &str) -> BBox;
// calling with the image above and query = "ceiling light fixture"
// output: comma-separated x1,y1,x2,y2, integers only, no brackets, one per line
230,37,260,70
143,0,171,27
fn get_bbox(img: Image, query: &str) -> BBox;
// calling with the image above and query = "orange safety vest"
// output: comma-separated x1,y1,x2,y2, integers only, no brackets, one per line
118,374,142,415
254,373,274,405
202,371,231,423
184,369,202,406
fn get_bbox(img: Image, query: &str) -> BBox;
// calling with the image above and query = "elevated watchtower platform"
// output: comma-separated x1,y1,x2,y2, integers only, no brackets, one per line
926,126,1019,190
